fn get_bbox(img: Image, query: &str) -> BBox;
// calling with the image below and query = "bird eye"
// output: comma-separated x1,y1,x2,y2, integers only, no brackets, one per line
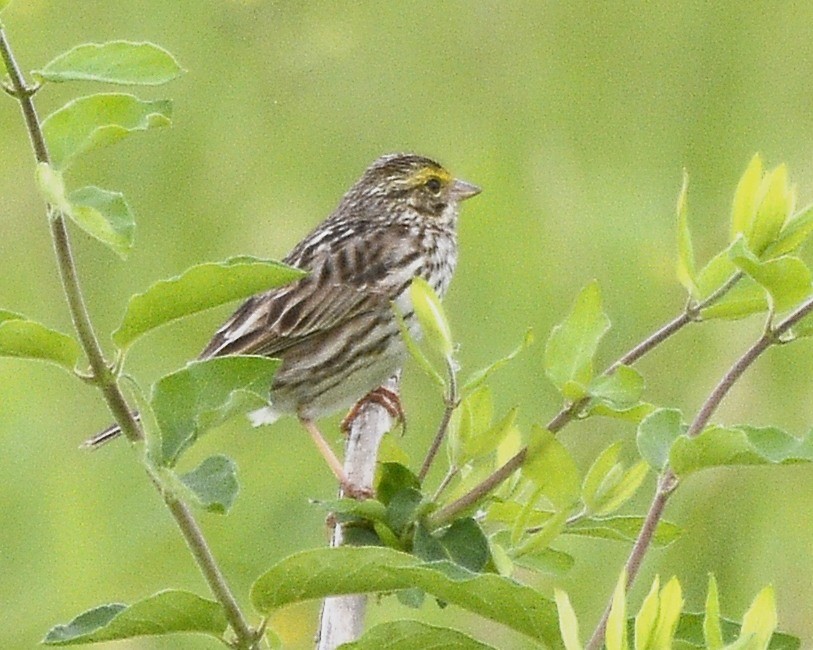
425,177,442,194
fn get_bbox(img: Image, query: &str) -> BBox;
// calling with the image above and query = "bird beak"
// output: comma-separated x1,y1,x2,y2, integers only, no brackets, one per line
450,178,482,201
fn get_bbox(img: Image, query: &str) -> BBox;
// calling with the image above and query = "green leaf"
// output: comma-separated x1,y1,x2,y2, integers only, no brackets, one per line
463,328,534,392
635,577,660,650
676,170,698,296
512,546,574,576
69,186,135,258
669,425,813,477
385,487,423,536
749,164,792,256
731,154,763,241
675,613,799,649
36,41,184,86
42,591,227,645
637,408,686,471
410,276,454,358
151,356,279,465
588,365,644,410
0,318,81,371
415,518,490,573
729,238,812,312
522,425,580,509
0,309,24,323
739,586,777,650
452,385,493,465
512,509,568,558
768,202,813,258
460,405,518,467
179,455,239,514
605,571,628,650
35,161,72,215
42,93,172,169
705,575,724,650
696,247,738,300
250,547,559,645
592,460,649,517
699,278,767,321
567,516,682,548
653,577,684,648
339,621,497,650
113,257,304,350
588,401,655,424
376,462,421,506
555,589,583,650
582,441,624,513
545,281,610,400
393,302,445,387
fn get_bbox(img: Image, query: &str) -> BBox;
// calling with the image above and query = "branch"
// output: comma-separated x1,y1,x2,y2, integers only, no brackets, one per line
317,375,399,650
419,357,458,482
585,295,813,650
426,281,742,528
0,25,258,649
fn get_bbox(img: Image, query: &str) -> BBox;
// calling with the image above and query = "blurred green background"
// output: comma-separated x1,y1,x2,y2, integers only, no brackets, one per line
3,1,813,648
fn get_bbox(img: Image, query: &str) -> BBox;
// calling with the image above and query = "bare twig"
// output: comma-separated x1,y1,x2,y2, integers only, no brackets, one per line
316,375,399,649
419,357,458,482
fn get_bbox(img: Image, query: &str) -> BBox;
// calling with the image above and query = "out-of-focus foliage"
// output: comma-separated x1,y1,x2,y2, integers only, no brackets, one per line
4,2,813,648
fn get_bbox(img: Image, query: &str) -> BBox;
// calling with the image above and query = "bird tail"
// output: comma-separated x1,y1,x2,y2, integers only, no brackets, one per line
80,412,140,449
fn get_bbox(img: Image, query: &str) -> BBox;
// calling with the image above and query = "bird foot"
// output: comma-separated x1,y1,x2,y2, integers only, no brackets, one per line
341,386,405,437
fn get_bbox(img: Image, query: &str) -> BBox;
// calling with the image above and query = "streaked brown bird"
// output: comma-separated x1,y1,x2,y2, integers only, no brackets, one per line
84,153,480,495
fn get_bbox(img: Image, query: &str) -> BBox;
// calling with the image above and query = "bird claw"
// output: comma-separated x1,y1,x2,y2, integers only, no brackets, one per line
341,386,405,437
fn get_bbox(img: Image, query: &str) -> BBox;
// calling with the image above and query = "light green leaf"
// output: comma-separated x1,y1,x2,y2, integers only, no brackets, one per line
670,425,813,477
748,164,793,256
513,508,568,559
512,547,575,576
42,93,172,169
544,281,610,400
605,571,628,650
113,256,303,350
699,278,768,321
588,401,655,424
635,577,660,650
179,455,239,514
731,155,763,241
637,408,686,471
592,460,649,517
35,162,72,215
461,406,519,466
339,621,497,650
674,612,799,649
588,365,644,410
410,276,454,358
739,586,777,650
697,247,738,300
463,328,534,392
250,547,559,645
768,202,813,258
393,303,445,387
555,589,583,650
151,356,279,465
676,170,698,296
522,425,580,509
705,575,724,650
36,41,184,86
42,591,227,645
0,309,24,323
453,385,493,466
729,238,812,312
567,516,682,547
69,186,135,258
582,441,624,513
0,318,81,371
653,577,684,648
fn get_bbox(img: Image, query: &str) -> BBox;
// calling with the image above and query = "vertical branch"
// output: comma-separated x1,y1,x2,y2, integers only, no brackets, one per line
316,375,399,650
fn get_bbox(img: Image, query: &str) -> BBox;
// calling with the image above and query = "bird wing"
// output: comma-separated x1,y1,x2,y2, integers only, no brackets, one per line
199,222,414,360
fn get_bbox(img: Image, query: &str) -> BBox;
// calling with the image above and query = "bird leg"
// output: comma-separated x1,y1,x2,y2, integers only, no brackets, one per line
340,385,405,437
299,417,373,499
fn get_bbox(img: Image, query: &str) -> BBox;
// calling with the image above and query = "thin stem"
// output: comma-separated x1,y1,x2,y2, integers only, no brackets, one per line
419,357,458,482
1,25,256,648
585,295,813,650
431,466,459,502
163,493,256,646
427,275,745,529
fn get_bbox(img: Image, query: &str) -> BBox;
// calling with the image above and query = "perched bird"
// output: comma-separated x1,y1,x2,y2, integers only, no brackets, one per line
84,153,480,495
